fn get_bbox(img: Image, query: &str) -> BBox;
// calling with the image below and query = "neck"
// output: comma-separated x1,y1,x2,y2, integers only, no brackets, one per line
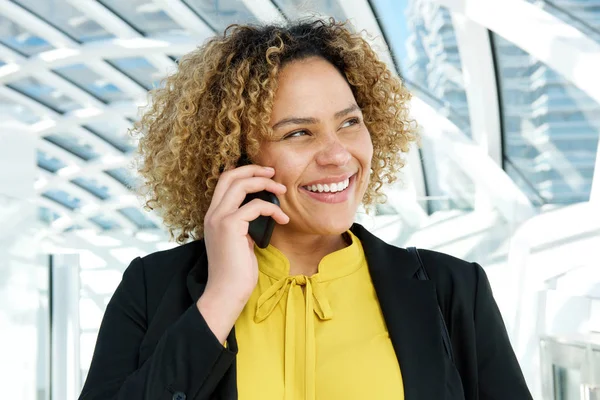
268,225,350,276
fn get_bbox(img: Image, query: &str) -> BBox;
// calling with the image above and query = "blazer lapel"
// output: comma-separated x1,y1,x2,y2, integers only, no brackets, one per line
182,225,449,399
186,244,208,302
351,223,448,400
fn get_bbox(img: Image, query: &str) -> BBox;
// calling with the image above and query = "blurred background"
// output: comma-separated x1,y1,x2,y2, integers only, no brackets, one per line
0,0,599,399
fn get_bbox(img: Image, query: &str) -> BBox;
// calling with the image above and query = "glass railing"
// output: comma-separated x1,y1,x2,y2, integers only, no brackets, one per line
541,335,600,400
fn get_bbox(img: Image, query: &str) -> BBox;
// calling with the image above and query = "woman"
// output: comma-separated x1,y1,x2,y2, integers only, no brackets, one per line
80,19,532,400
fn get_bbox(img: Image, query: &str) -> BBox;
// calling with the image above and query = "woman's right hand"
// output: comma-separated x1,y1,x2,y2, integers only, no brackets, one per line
197,165,289,343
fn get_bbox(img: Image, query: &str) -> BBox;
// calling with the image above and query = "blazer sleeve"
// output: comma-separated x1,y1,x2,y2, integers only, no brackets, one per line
79,257,236,400
472,262,533,400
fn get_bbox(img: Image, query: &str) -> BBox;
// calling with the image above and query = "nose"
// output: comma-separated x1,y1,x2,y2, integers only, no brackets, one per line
315,136,351,167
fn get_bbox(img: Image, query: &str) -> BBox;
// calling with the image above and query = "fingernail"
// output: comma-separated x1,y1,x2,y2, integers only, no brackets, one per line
263,166,274,171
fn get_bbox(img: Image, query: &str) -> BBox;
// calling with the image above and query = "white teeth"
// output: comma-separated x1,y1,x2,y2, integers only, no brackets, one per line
304,176,352,193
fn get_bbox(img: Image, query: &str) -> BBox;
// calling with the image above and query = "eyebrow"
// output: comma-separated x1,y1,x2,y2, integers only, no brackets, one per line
271,104,361,131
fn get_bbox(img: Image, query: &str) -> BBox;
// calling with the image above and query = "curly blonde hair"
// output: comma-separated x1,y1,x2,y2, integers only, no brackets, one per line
132,18,418,243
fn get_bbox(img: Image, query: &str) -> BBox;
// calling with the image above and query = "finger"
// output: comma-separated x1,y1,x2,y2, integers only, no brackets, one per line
213,177,287,216
211,164,275,205
233,198,290,225
212,164,275,203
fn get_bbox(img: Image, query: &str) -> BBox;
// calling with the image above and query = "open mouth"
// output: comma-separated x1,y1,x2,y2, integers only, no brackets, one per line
301,175,352,194
299,174,356,203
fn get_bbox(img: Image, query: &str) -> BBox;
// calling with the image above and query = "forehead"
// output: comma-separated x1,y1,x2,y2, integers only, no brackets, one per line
271,57,356,115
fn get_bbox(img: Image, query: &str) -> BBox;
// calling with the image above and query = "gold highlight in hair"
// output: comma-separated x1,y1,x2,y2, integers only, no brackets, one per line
131,18,418,243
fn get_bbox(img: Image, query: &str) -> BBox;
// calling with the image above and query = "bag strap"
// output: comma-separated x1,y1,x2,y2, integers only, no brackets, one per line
407,247,455,363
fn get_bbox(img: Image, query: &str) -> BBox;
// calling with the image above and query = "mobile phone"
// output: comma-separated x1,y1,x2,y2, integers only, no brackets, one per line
236,153,280,248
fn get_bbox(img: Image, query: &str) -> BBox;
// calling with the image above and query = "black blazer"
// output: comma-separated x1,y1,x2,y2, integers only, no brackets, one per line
79,223,532,400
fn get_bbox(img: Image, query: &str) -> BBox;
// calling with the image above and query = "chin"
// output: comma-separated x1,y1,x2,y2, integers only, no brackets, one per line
309,215,355,236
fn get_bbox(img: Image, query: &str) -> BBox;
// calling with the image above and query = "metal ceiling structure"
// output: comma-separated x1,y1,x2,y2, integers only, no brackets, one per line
0,0,598,235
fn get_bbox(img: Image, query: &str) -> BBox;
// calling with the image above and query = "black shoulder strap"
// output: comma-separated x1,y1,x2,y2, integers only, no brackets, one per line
407,247,455,363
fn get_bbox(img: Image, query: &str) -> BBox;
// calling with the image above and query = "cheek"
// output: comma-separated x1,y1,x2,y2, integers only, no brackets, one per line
356,131,373,188
355,130,374,166
273,155,305,185
255,143,300,181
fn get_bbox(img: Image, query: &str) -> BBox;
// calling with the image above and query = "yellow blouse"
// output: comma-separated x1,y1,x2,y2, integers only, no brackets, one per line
235,230,404,400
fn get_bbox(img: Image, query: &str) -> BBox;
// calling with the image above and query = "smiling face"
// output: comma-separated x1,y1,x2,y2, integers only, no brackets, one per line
254,56,373,237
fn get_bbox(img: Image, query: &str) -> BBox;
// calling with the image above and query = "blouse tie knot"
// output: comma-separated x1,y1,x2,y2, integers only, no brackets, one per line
254,275,333,400
254,275,333,323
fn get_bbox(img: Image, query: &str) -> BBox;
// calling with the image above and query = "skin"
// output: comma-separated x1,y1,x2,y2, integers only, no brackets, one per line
256,56,374,275
198,56,374,342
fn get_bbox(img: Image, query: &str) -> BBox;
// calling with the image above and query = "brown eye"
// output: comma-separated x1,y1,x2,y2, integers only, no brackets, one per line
342,118,360,128
285,130,309,139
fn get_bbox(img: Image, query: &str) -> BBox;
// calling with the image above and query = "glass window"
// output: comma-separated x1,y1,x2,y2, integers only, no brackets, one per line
552,364,583,400
0,94,42,124
7,77,82,113
183,0,258,32
371,0,475,214
107,57,163,90
493,33,600,204
42,189,82,210
526,0,600,45
505,160,545,206
71,177,111,200
420,138,476,212
504,89,530,105
43,134,100,161
37,150,67,172
89,214,120,230
0,15,54,56
542,125,599,139
38,206,61,224
98,0,185,35
53,64,131,104
371,0,472,138
85,122,136,153
12,0,114,43
119,207,157,229
105,167,138,188
273,0,347,20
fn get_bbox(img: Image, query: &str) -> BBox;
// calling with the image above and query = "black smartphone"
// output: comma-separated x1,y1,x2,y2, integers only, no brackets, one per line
236,153,280,248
